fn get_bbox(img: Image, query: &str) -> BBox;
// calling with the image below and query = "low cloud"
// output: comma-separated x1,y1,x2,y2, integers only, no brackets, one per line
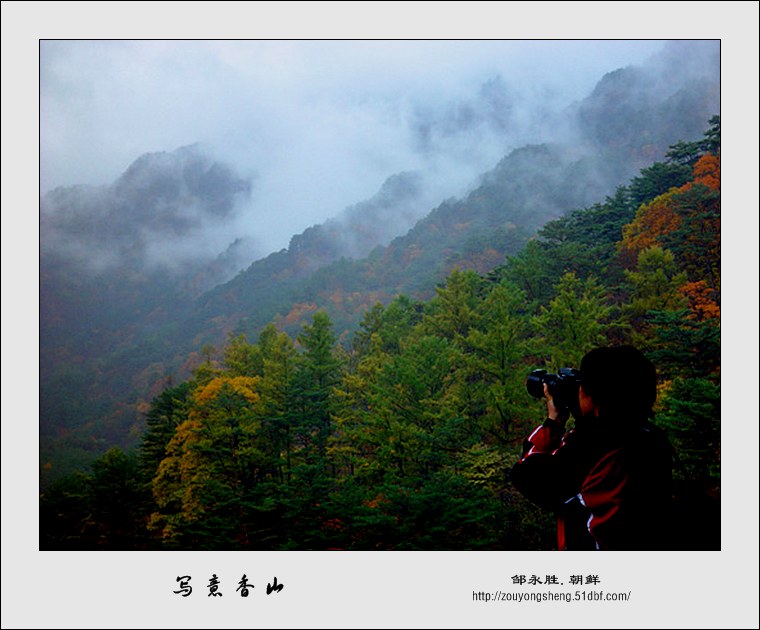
41,40,669,259
41,144,253,273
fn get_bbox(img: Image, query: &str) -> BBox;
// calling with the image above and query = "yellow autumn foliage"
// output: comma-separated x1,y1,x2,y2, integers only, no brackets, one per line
193,375,261,406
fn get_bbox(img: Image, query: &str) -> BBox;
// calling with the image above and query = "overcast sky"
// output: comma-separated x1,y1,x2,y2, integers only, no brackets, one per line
40,40,668,255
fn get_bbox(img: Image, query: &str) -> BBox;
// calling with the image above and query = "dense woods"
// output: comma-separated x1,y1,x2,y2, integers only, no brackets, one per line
40,119,720,550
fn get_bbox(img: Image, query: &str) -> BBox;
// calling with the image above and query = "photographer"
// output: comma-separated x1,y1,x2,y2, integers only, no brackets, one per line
510,346,673,550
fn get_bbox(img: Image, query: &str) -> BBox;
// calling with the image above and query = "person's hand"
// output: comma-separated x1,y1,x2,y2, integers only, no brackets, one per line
544,383,569,426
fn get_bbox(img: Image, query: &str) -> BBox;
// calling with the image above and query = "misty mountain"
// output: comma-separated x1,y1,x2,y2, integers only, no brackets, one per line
39,145,255,375
573,40,719,168
41,143,253,273
194,41,719,342
273,171,429,278
411,75,539,155
39,157,435,478
39,41,719,481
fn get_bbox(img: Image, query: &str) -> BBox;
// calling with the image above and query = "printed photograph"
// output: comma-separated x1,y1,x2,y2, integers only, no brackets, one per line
39,39,720,551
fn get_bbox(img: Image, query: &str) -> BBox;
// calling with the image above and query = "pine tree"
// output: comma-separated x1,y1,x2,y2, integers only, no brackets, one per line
531,272,614,368
139,382,192,481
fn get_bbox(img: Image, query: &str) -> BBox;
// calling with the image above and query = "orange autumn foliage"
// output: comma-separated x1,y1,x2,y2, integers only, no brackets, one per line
690,154,720,191
282,302,318,327
620,153,720,270
679,280,720,321
620,190,682,268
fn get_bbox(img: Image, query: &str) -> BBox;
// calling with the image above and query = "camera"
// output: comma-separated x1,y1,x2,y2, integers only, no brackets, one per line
526,368,582,418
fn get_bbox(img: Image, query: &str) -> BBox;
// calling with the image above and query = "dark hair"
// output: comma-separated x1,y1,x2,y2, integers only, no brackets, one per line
579,346,657,422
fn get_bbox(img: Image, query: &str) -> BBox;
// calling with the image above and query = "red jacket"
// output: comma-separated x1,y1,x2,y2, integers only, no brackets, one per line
510,416,673,550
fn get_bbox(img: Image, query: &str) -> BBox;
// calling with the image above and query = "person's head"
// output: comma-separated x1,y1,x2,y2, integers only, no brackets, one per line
578,345,657,425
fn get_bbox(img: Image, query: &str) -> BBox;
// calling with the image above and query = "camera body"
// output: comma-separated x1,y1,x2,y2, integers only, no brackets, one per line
526,368,582,418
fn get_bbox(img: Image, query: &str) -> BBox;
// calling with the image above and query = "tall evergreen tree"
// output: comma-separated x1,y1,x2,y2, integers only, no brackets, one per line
294,311,341,466
139,382,192,481
463,281,532,442
531,272,614,369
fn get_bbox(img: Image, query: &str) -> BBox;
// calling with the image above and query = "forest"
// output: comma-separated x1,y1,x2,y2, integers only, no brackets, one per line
40,119,720,550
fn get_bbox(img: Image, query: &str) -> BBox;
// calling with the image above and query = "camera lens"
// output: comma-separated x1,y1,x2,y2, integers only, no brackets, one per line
526,369,548,399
